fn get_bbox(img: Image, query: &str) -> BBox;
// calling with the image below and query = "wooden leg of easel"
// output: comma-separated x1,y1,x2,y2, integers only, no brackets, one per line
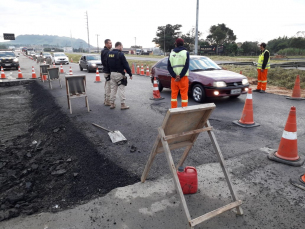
158,128,193,228
177,145,192,169
69,99,72,114
205,121,243,215
86,96,90,112
59,78,62,88
141,134,161,183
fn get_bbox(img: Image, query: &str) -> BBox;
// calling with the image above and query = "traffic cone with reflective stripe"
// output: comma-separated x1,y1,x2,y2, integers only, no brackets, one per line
132,64,135,74
43,61,46,65
60,64,64,74
136,65,140,75
70,58,73,63
1,66,6,79
233,88,260,127
286,75,305,100
290,173,305,191
240,70,242,74
69,66,73,75
53,62,56,68
146,66,150,76
18,66,24,79
31,66,37,79
94,68,101,83
140,65,144,75
150,77,164,100
268,106,304,166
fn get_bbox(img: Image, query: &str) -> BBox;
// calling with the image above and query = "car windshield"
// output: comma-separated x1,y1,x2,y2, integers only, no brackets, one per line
86,55,100,60
0,52,15,57
190,57,221,71
54,53,65,57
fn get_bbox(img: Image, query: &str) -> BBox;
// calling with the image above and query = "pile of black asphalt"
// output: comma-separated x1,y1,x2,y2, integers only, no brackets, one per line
0,81,138,221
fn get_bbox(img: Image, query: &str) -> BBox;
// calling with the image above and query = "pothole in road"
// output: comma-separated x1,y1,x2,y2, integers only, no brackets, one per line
150,102,169,116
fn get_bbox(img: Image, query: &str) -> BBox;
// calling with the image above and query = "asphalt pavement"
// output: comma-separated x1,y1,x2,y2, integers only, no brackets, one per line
1,55,305,228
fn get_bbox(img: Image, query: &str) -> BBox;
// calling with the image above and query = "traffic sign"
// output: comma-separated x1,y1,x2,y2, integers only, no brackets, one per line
3,33,15,40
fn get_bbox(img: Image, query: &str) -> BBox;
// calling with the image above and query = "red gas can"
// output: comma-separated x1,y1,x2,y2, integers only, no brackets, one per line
177,166,198,194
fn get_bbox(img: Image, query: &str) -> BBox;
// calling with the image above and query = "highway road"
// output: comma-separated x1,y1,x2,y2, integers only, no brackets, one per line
1,55,305,229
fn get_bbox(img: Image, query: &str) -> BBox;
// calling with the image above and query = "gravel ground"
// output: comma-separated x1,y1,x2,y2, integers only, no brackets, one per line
0,81,138,222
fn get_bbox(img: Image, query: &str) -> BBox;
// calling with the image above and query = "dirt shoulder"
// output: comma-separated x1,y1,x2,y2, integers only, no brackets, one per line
0,82,138,222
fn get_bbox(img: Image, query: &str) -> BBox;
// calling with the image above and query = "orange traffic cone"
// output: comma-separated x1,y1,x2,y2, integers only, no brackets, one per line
18,66,24,79
146,66,150,76
53,63,56,68
140,65,144,75
150,77,164,100
94,68,101,83
69,66,73,75
60,64,64,74
136,65,140,75
71,58,73,63
132,64,135,74
31,66,37,79
233,88,260,127
290,173,305,191
240,70,242,74
43,61,46,65
1,66,6,79
286,75,305,100
268,106,304,166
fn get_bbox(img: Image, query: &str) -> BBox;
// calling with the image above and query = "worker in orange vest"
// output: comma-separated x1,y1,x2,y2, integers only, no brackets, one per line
167,38,190,108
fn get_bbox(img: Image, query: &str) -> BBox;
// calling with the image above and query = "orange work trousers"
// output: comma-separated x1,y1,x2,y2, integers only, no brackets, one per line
171,76,189,108
257,69,268,91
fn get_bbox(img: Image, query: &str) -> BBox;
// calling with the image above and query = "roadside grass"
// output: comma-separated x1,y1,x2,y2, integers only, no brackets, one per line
65,53,82,63
222,65,305,89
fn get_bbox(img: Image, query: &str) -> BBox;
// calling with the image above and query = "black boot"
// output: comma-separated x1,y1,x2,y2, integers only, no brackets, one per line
253,89,261,92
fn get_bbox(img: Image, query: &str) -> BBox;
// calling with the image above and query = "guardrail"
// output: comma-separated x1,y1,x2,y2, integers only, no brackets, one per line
219,62,305,69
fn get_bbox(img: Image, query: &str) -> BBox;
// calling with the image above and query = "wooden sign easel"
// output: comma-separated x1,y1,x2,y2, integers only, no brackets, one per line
141,104,243,228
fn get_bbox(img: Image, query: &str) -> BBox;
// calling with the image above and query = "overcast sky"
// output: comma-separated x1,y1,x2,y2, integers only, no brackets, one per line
1,0,305,48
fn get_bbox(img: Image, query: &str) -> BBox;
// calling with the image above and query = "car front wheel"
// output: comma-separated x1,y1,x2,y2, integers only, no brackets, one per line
79,65,83,71
192,84,206,103
87,66,90,73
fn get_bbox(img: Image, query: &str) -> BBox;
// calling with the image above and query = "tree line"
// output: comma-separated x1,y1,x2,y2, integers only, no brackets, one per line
152,23,305,56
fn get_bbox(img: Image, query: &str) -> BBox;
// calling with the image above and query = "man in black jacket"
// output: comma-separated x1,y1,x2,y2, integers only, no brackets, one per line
107,42,132,110
101,39,112,105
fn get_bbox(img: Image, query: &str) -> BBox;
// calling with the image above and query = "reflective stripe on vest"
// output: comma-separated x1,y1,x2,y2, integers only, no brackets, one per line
257,49,270,69
169,50,189,76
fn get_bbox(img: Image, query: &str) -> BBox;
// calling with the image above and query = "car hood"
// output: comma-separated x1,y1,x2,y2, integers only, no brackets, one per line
54,56,68,59
88,60,101,64
192,69,246,82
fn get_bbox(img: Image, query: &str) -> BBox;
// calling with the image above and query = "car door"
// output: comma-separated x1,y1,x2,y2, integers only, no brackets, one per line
156,58,171,88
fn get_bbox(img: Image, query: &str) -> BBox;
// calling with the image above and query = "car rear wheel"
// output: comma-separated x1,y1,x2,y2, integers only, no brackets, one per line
158,79,163,92
79,65,83,71
87,66,90,73
192,84,206,103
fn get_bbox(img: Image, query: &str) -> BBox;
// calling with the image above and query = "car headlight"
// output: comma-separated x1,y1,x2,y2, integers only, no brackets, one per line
213,81,227,87
91,63,97,67
242,79,249,85
13,58,19,62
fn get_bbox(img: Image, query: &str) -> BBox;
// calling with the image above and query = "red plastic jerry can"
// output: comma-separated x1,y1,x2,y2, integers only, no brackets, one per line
177,166,198,194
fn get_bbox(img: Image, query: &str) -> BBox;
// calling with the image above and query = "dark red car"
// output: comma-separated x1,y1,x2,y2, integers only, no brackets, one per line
151,56,249,102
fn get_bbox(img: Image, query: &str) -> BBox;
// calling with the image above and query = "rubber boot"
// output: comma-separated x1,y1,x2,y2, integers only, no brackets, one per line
110,103,116,109
104,100,111,106
121,103,129,110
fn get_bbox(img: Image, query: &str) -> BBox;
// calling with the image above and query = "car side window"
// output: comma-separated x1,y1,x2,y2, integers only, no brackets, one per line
158,58,168,70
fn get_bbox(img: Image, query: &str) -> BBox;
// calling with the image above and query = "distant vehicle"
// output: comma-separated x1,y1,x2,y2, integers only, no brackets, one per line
136,49,142,55
135,48,150,55
79,54,103,73
0,51,19,70
29,51,36,57
150,56,249,103
42,52,52,60
52,52,69,65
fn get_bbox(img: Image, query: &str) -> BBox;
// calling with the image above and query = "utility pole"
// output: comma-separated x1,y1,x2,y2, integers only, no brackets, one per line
70,30,73,53
135,37,136,47
85,11,90,53
96,34,100,52
164,26,166,56
195,0,199,55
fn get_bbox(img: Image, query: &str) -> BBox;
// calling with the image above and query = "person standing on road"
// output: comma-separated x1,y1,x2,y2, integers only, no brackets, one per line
167,38,190,108
107,42,132,110
101,39,112,106
253,43,270,93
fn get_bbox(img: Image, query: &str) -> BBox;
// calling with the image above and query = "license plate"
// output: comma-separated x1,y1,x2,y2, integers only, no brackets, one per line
5,64,11,66
231,89,241,94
